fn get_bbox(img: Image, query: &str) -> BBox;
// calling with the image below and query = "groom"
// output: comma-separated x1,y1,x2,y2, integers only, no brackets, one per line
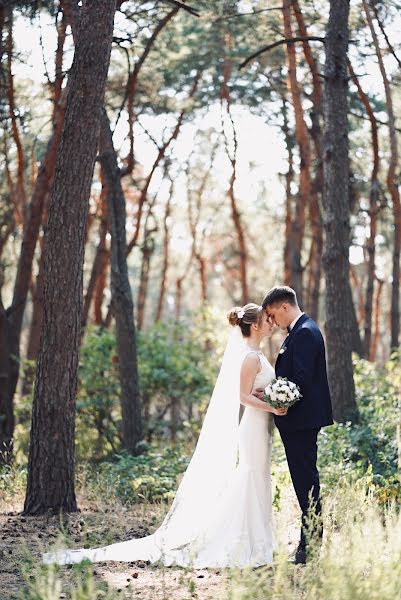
260,286,333,564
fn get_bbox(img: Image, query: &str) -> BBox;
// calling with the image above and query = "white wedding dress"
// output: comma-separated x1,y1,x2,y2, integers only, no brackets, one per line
44,341,275,569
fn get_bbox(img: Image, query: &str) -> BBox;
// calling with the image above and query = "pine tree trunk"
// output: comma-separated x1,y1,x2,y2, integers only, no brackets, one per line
94,244,109,325
322,0,357,423
6,9,27,216
282,92,295,287
371,278,384,362
292,0,324,319
137,207,157,331
0,292,12,464
22,232,46,395
98,109,143,454
24,0,115,515
82,190,108,330
155,188,172,321
348,60,380,358
282,0,312,305
363,0,401,352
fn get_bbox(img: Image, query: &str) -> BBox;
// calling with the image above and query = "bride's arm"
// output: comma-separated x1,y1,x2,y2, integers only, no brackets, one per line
240,354,287,416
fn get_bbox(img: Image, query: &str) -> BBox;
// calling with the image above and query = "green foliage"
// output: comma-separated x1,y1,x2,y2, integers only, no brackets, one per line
92,445,190,504
318,355,401,503
137,317,216,439
76,327,122,461
75,315,217,460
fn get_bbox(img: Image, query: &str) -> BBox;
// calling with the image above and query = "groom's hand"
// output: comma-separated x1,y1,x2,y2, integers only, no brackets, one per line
253,387,265,401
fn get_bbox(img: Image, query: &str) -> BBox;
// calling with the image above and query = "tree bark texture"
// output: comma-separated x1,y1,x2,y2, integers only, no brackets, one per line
24,0,116,515
98,109,143,454
322,0,357,423
2,71,67,460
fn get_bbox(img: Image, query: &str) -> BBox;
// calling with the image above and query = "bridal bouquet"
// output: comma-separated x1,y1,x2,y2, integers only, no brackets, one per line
264,377,302,409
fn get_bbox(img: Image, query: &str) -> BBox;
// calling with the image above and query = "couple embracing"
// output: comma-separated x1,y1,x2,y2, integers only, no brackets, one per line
44,286,333,568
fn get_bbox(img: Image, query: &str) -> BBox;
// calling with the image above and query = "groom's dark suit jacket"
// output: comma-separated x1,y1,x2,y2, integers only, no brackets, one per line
274,313,333,432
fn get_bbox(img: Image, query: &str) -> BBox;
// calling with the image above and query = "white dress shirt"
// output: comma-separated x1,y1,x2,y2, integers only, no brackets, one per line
288,312,305,332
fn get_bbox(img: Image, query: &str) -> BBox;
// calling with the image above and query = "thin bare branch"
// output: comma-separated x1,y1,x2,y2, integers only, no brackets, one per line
160,0,200,17
239,36,325,69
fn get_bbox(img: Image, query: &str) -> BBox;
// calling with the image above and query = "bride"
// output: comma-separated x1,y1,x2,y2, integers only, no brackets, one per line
44,303,286,568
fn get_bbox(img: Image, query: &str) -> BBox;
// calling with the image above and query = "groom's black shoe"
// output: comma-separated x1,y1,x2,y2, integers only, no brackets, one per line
289,545,307,565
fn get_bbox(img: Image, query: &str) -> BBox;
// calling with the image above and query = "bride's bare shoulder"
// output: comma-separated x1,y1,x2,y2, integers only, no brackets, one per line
241,352,262,374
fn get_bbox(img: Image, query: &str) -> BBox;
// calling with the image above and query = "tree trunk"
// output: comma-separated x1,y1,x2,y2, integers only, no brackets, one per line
0,291,12,464
350,267,365,328
52,10,67,122
322,0,357,423
82,189,108,330
371,278,384,362
25,16,71,366
6,8,27,216
223,111,248,304
24,0,115,515
22,231,46,395
2,80,67,461
137,210,157,331
282,0,312,305
292,0,324,319
170,396,180,443
155,183,173,321
282,91,295,287
187,143,217,308
98,109,143,454
175,276,187,320
94,243,109,325
363,0,401,352
306,197,323,320
196,254,207,304
348,60,380,358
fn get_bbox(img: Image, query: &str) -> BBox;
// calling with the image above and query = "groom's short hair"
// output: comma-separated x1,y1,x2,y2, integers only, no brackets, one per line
262,286,298,309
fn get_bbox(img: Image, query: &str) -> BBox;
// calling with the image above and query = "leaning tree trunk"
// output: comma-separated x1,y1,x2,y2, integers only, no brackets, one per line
24,0,115,515
98,109,143,454
322,0,357,423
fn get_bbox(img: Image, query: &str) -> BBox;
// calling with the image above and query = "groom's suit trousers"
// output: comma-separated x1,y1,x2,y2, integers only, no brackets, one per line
279,428,322,550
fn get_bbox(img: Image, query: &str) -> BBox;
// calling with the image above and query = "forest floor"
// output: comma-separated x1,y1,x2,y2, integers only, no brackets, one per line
0,485,300,600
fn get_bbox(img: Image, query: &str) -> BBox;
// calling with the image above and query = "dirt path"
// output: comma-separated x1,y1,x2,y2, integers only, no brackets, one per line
0,486,299,599
0,499,228,599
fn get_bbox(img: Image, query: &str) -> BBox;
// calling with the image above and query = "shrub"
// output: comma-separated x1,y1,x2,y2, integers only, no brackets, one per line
318,355,401,503
90,444,190,504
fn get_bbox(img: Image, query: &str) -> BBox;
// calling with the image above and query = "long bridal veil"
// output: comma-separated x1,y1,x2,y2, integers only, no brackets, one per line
44,326,247,565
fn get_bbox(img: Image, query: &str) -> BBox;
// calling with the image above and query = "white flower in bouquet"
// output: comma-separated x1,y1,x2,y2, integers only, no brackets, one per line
264,377,302,409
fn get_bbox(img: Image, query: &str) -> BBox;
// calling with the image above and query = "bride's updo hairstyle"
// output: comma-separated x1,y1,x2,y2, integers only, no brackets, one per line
227,303,264,337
